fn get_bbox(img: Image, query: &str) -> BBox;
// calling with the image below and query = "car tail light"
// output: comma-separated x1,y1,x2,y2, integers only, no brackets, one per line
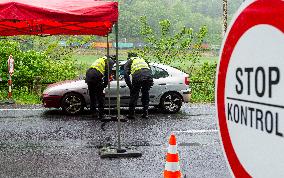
185,76,190,85
42,94,49,98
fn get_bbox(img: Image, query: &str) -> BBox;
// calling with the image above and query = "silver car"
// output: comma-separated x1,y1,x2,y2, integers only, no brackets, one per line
42,62,191,115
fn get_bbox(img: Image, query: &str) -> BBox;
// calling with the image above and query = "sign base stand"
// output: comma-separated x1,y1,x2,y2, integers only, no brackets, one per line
99,146,142,158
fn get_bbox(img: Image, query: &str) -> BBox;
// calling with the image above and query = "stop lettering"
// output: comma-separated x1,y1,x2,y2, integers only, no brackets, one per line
235,67,280,98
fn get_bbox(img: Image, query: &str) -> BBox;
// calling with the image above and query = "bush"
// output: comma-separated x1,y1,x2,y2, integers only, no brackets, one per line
0,40,83,84
190,62,217,103
13,87,41,104
0,40,83,104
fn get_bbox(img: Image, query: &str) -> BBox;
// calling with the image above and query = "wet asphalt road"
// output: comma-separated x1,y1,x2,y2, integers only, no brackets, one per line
0,104,231,178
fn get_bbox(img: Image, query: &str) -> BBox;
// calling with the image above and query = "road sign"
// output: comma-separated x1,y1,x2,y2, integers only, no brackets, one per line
216,0,284,177
8,54,14,75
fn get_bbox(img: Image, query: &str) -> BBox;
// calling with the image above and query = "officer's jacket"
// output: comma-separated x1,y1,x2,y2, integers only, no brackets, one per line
90,57,106,75
85,56,114,85
124,57,153,88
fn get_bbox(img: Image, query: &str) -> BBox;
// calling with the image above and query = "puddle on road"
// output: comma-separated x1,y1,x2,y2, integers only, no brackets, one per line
86,140,153,149
187,113,213,117
129,141,151,147
178,142,201,147
0,116,17,119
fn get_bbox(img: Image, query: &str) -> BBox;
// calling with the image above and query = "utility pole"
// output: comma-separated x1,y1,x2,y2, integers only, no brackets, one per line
223,0,228,36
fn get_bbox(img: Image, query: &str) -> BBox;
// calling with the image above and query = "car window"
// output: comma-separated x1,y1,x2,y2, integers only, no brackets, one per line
111,65,125,80
150,66,169,79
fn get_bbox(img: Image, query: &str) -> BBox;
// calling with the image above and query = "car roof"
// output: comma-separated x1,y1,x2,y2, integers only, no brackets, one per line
118,60,173,69
116,60,187,76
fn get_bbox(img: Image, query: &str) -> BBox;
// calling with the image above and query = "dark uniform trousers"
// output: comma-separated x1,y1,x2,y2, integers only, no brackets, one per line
129,77,153,114
86,68,105,115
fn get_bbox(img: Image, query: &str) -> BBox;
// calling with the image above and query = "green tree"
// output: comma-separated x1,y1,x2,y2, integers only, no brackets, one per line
116,0,242,46
138,16,207,74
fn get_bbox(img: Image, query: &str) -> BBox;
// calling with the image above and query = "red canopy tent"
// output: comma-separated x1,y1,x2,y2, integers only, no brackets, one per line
0,0,118,36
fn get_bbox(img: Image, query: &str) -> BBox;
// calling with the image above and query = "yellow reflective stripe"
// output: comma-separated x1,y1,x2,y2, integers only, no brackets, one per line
91,60,104,74
90,57,106,74
131,58,149,74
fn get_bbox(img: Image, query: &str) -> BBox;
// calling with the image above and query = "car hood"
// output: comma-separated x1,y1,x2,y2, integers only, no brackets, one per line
43,80,87,94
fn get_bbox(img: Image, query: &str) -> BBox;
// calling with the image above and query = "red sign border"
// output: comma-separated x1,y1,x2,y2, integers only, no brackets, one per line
217,0,284,177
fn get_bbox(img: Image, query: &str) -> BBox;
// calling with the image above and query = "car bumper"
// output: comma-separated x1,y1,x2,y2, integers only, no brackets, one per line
42,95,62,108
180,88,191,103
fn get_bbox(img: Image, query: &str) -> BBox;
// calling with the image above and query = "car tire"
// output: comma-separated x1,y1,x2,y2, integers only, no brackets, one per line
160,92,182,114
61,93,85,115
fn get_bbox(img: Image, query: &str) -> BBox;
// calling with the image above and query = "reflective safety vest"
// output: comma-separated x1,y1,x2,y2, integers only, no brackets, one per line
90,57,106,75
130,57,150,75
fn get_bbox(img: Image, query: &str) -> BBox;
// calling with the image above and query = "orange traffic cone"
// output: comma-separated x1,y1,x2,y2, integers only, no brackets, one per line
164,134,182,178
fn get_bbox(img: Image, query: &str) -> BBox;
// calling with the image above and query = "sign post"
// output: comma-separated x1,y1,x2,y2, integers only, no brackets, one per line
7,54,14,103
216,0,284,177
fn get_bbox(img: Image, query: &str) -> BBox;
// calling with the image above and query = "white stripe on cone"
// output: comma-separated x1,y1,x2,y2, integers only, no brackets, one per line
168,145,177,154
165,162,181,172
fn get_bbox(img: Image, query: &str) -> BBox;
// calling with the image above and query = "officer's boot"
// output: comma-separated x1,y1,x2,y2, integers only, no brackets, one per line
90,108,98,119
141,107,149,119
127,108,135,120
98,109,105,120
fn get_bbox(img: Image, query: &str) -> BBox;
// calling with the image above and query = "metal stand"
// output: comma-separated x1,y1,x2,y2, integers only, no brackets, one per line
99,22,142,158
99,146,142,158
101,35,114,122
100,35,127,123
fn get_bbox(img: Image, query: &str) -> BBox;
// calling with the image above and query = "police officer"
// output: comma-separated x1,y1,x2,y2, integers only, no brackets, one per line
85,55,115,119
124,53,153,119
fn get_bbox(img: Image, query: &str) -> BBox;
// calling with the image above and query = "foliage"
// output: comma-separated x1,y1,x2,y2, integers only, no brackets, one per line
0,89,7,101
137,17,207,75
190,62,217,103
117,0,243,45
13,87,42,104
0,40,84,104
0,86,41,104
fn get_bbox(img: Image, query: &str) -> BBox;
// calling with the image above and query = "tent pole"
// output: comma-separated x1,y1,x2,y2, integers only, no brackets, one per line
115,22,122,150
107,35,111,116
99,22,142,158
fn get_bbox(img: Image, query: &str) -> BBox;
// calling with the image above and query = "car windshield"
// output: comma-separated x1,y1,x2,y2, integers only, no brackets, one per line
111,65,125,80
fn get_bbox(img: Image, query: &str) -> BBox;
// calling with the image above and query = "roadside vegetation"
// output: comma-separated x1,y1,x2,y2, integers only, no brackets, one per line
0,40,85,104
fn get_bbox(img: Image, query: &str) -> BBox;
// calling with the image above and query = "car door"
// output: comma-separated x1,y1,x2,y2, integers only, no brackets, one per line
105,65,129,107
147,65,169,105
133,65,169,106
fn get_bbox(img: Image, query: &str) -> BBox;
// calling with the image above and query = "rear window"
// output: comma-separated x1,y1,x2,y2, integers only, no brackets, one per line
150,66,169,79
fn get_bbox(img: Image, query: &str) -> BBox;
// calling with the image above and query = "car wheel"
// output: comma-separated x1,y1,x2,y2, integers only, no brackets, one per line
160,92,182,114
61,93,84,115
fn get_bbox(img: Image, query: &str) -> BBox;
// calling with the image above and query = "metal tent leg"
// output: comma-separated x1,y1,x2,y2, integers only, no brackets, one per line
99,22,142,158
100,35,115,122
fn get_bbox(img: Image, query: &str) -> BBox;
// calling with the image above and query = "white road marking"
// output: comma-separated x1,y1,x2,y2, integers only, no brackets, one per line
173,129,219,134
